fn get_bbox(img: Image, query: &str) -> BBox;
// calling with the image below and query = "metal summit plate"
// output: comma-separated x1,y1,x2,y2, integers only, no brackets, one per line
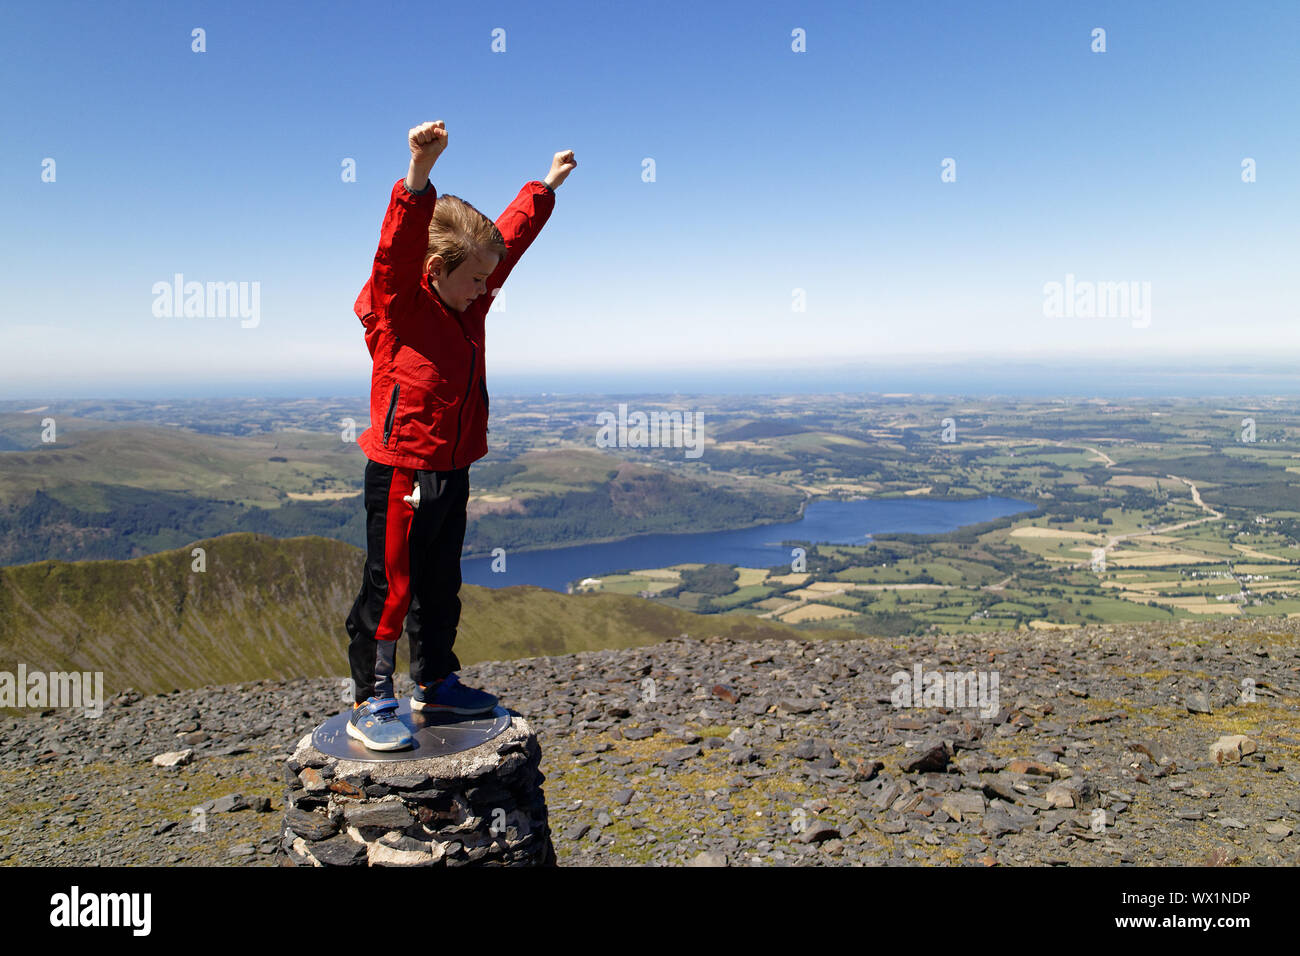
311,700,512,761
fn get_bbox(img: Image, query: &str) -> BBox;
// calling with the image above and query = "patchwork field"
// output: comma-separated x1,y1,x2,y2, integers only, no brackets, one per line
10,394,1300,636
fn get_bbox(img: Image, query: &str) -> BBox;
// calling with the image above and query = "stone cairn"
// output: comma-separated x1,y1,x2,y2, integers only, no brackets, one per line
277,715,555,866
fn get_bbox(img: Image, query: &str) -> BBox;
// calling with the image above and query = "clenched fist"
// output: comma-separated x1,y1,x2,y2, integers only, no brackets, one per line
543,150,577,190
409,121,448,167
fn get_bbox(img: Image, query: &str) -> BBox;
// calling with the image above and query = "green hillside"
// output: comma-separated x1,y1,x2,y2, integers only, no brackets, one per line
0,417,801,566
0,532,845,703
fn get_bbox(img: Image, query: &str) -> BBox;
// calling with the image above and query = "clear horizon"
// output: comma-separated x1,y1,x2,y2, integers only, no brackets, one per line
7,355,1300,403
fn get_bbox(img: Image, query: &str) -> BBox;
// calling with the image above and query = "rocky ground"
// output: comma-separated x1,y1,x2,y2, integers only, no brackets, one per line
2,616,1298,866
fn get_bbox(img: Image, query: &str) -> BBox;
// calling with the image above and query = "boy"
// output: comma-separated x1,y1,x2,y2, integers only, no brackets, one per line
344,119,576,750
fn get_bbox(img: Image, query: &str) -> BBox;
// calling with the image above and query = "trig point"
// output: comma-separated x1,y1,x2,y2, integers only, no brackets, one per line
278,703,556,866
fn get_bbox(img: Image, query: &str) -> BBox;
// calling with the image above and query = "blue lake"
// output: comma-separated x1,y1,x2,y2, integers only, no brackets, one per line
462,495,1034,592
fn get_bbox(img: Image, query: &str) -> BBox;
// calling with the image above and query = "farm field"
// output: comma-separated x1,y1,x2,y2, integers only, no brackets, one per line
9,394,1300,635
562,396,1300,634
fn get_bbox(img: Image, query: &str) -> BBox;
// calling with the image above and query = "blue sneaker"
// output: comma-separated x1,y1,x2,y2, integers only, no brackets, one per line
411,673,498,715
346,697,414,751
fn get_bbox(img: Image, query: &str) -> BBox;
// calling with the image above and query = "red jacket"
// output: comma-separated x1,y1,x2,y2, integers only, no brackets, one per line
353,177,555,471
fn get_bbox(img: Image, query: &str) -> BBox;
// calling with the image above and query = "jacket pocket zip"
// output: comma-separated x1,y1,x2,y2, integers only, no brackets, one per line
382,382,400,446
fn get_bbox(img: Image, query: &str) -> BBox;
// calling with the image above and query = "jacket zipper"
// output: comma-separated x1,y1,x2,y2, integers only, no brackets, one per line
452,340,476,469
382,383,400,446
480,376,489,432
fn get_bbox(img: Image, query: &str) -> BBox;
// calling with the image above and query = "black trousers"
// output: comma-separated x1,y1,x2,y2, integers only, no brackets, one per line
344,459,469,703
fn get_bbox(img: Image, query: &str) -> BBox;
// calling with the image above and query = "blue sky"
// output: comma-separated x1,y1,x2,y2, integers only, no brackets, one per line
1,0,1296,398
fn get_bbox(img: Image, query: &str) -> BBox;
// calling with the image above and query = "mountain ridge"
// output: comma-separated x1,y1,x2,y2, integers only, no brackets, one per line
0,531,845,701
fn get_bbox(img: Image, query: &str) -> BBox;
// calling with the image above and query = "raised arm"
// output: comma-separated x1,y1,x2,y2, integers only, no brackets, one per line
405,121,447,192
354,122,449,333
480,150,577,309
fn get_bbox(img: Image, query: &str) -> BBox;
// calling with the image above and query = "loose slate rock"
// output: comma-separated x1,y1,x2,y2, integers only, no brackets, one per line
285,807,337,841
1045,778,1101,810
564,822,591,841
901,743,950,774
211,793,248,814
982,807,1029,837
941,792,987,823
792,739,832,761
660,745,701,764
1210,735,1257,765
344,801,414,831
797,822,841,844
309,834,368,866
850,758,884,782
1006,758,1055,777
151,750,193,768
711,685,741,705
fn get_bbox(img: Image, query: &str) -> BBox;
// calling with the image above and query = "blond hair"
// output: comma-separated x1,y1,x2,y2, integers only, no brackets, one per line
424,193,507,277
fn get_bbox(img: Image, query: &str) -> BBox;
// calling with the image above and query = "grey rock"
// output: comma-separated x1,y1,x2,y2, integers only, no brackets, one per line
796,823,840,843
285,807,338,841
564,822,591,841
777,697,819,714
940,792,987,823
343,801,414,831
1046,778,1101,810
982,806,1031,836
872,782,902,811
308,834,368,866
791,739,831,761
384,773,433,790
900,743,950,774
659,745,701,764
210,793,248,813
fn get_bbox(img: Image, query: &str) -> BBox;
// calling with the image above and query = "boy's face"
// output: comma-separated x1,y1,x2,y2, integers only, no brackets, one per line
427,249,501,314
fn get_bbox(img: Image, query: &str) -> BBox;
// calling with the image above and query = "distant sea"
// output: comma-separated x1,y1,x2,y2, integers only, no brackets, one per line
21,360,1300,401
